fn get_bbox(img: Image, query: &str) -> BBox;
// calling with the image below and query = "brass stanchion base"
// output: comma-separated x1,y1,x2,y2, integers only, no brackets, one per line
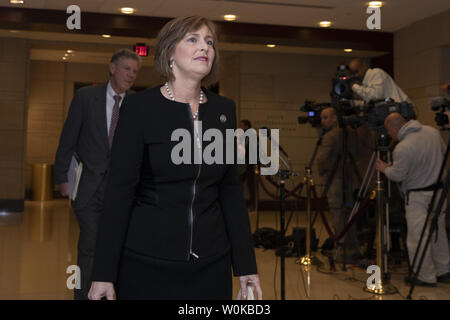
296,255,321,266
297,256,312,266
363,281,398,295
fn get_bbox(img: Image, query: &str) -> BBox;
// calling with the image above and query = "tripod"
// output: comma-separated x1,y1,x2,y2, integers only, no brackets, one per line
363,131,397,295
406,131,450,299
277,168,292,300
320,125,363,269
255,131,294,300
284,130,324,240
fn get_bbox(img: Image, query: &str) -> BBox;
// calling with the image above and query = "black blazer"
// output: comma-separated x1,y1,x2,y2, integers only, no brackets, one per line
91,86,257,282
54,83,129,209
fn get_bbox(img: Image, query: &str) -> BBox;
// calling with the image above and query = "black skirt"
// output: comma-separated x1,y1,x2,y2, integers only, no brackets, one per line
115,248,232,300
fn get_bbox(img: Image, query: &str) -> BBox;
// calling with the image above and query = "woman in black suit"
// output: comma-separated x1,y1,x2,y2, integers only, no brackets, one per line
88,16,262,300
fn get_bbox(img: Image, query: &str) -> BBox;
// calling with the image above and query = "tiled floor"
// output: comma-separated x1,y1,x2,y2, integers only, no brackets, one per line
0,200,449,300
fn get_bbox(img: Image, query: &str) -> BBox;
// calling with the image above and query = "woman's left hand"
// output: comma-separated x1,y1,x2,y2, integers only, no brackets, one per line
239,274,263,300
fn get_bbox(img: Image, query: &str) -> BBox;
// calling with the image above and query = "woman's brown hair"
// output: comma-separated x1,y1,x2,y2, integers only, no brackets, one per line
154,16,219,87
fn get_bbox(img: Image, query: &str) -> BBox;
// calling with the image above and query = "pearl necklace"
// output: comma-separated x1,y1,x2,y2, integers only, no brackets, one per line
165,82,204,120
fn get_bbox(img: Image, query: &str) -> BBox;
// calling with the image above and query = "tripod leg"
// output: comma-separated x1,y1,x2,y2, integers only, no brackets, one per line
409,140,450,281
407,188,448,297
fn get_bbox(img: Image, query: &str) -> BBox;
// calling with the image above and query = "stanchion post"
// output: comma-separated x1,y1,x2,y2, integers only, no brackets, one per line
300,167,312,266
254,165,259,229
280,174,286,300
364,151,396,295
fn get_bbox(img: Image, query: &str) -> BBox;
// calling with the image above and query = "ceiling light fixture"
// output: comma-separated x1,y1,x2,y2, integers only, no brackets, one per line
102,34,111,38
66,50,74,53
224,14,237,22
10,0,24,4
120,7,135,14
344,49,353,52
368,1,383,8
266,44,276,48
319,21,332,28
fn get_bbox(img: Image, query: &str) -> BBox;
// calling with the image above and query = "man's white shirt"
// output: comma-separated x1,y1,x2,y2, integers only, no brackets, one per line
352,68,410,103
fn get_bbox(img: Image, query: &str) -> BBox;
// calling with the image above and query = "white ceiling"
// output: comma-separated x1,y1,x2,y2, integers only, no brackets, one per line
2,0,450,32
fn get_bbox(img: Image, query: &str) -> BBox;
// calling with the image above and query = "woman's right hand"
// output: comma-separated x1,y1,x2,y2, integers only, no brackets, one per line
88,281,115,300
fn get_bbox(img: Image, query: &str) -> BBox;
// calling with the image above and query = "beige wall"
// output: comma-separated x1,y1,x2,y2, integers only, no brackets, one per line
394,9,450,127
0,38,29,210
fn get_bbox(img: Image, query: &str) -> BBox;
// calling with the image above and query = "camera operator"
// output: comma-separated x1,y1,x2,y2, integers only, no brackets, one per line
349,58,411,104
316,107,362,262
376,113,450,286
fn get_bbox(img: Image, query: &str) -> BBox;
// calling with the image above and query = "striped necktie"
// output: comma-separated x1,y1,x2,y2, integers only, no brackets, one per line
108,94,122,149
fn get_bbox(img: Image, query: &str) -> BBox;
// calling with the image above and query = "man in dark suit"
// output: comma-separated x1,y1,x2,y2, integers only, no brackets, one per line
54,49,141,300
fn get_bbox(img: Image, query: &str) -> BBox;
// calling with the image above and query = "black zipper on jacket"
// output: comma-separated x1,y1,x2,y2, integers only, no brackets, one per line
186,103,202,261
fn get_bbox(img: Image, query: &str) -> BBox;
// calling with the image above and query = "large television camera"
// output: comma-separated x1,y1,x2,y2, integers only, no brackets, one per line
332,64,355,100
430,95,450,127
297,100,330,127
359,99,416,132
298,64,416,132
299,98,416,133
331,64,358,117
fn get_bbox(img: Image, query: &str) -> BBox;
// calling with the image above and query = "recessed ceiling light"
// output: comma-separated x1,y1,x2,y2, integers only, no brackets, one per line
102,34,111,38
66,50,74,53
266,44,276,48
319,21,332,28
10,0,24,4
120,7,135,14
368,1,383,8
344,49,353,52
62,57,67,60
224,14,237,22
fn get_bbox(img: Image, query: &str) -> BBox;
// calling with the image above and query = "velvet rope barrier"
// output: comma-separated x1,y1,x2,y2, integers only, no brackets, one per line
256,174,373,241
311,185,375,242
262,175,304,199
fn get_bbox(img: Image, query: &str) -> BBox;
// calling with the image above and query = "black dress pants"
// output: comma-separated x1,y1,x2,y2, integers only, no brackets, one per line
73,180,105,300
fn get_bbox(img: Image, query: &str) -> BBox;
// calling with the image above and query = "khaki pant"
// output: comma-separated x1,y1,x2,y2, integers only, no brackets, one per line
405,191,449,283
328,177,359,255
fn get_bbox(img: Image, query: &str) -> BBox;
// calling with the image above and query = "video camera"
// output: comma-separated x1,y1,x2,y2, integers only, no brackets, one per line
332,64,355,100
298,64,358,128
297,100,330,127
298,64,416,132
430,84,450,127
331,64,359,117
360,99,416,131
